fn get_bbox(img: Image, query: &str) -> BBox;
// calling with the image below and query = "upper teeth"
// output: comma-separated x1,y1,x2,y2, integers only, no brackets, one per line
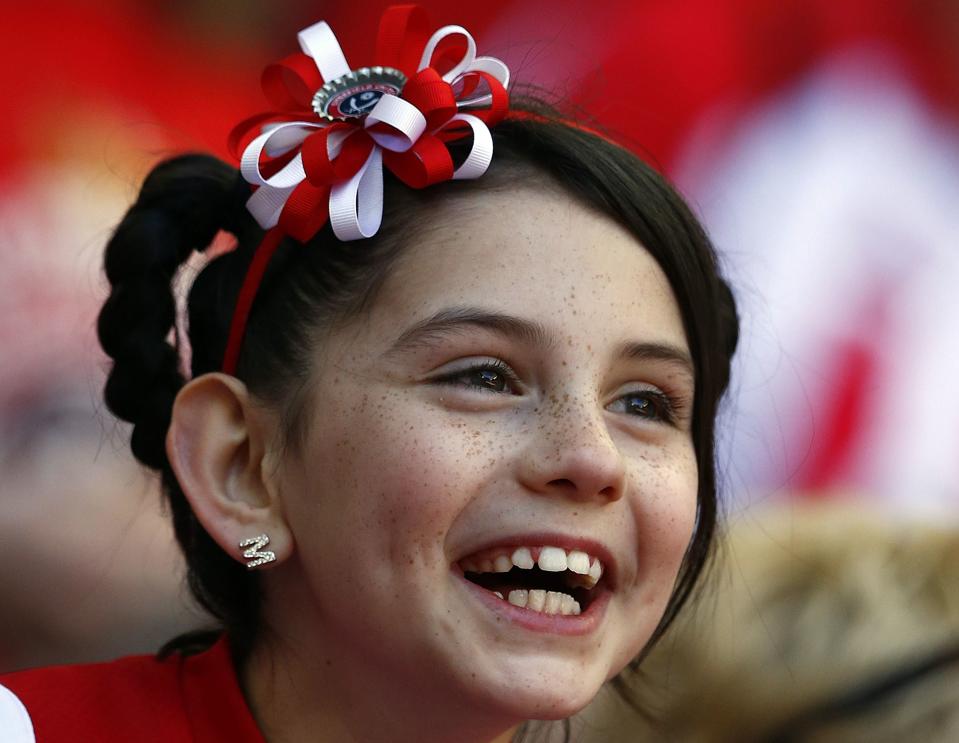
460,545,605,588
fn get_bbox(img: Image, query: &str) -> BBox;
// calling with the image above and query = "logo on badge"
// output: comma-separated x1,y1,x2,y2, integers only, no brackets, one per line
312,66,408,121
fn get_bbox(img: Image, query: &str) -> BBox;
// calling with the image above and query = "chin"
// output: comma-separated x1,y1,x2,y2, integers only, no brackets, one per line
500,685,601,722
468,660,610,722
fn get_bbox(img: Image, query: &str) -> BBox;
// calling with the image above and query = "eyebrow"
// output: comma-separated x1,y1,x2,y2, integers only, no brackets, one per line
387,307,554,353
617,341,695,378
386,305,695,377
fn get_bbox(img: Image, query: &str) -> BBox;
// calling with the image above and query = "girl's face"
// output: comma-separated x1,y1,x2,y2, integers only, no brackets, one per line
269,183,698,721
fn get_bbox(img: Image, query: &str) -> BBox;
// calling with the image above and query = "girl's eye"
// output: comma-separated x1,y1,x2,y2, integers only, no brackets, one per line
469,368,509,392
434,360,519,394
608,389,676,424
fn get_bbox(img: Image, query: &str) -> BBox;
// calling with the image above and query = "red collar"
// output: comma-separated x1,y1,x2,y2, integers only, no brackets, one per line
179,635,266,742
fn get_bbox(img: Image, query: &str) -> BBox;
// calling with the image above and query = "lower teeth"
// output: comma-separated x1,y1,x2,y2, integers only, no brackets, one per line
503,588,581,616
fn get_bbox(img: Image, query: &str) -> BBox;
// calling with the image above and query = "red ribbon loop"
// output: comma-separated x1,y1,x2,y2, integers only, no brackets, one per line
228,112,290,160
375,4,431,76
262,52,325,111
278,181,332,243
301,126,374,185
455,71,509,126
401,68,458,129
435,117,473,143
384,134,455,189
423,36,470,79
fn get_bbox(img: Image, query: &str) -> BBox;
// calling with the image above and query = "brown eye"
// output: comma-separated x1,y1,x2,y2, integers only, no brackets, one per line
434,360,519,395
608,390,675,424
469,368,508,392
626,396,652,416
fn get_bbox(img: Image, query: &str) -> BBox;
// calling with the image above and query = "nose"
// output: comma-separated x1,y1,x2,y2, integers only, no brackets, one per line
517,395,627,503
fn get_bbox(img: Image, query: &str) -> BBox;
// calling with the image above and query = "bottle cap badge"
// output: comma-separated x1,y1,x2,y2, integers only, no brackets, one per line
312,66,408,121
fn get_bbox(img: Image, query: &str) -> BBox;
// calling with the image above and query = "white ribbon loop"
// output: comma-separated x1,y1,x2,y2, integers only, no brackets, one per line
418,25,477,82
241,122,321,189
365,95,427,152
240,122,322,230
449,114,493,180
330,148,384,241
260,123,315,158
467,56,510,88
246,183,297,230
298,22,351,82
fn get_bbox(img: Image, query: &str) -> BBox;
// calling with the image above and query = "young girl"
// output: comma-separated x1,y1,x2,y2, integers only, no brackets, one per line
0,6,737,742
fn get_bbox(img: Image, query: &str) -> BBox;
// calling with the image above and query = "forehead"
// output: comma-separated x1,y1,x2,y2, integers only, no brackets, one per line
370,184,687,351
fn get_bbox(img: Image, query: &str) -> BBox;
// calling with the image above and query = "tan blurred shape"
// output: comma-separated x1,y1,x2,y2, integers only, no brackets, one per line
605,501,959,741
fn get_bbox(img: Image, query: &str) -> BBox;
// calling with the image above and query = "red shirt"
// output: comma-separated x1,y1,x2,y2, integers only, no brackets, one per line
0,636,266,742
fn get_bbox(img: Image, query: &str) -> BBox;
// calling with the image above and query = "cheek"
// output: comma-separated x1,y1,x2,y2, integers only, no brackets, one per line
629,441,699,599
291,390,495,566
598,441,698,674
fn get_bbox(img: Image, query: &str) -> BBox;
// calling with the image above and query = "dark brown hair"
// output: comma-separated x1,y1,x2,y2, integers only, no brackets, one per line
97,105,738,695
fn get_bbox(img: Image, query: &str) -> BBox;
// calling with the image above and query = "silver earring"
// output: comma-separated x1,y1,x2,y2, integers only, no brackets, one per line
239,533,276,569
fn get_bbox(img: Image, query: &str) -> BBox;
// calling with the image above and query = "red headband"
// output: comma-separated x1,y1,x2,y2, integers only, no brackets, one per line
222,4,510,375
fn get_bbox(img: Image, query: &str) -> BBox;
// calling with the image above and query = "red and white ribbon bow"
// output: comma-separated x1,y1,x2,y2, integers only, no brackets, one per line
229,4,510,243
221,5,509,374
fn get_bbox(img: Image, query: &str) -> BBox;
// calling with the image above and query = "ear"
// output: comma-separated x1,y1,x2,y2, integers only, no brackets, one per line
166,373,293,569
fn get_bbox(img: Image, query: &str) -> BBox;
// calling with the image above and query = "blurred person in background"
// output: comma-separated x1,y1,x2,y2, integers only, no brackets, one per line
0,1,261,672
0,394,207,672
0,3,220,669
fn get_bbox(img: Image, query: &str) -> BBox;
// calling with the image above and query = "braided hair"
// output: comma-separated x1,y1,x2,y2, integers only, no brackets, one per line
98,155,263,654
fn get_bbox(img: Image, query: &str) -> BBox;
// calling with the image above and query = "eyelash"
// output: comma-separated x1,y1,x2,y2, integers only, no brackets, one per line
432,360,683,424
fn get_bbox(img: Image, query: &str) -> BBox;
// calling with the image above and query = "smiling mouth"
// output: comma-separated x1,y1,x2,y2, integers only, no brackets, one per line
458,545,606,617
